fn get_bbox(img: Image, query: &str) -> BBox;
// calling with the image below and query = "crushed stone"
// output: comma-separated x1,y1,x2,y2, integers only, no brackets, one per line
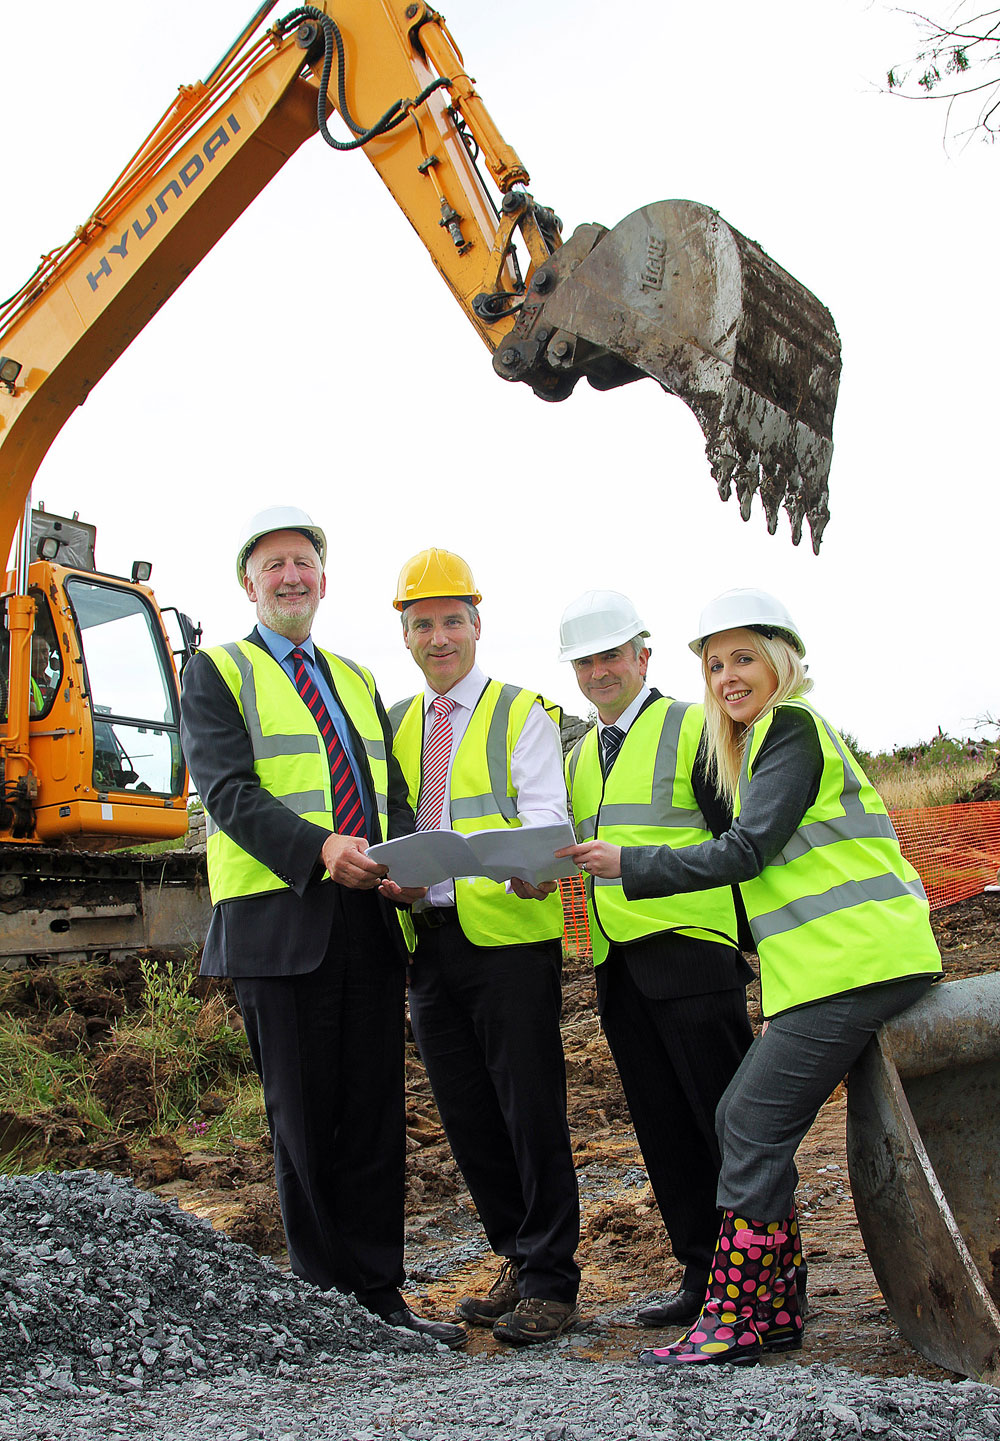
1,1171,999,1440
0,1169,426,1398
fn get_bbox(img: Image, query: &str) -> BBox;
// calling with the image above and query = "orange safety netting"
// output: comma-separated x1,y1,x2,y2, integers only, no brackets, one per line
559,875,591,956
559,801,1000,954
888,801,1000,912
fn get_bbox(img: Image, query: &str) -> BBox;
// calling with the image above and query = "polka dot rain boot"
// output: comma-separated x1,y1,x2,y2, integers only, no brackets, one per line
754,1204,804,1353
638,1211,784,1367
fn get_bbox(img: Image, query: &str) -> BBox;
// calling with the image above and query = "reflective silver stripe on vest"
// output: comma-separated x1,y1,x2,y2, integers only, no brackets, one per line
337,655,369,686
483,683,520,822
567,738,590,837
388,697,415,736
280,789,328,818
205,812,219,838
773,811,898,865
360,734,387,814
652,699,688,792
748,703,897,866
600,702,705,831
567,740,584,792
752,873,929,943
219,643,318,760
451,791,507,822
597,802,705,829
362,734,386,764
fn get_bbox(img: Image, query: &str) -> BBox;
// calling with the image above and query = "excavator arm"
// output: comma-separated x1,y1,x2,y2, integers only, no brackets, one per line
0,0,840,562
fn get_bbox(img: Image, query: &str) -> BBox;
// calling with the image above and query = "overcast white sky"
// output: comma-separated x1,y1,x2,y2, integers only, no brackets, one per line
2,1,996,751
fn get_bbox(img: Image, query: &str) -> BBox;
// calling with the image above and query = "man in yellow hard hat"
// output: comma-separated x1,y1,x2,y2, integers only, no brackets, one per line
388,548,581,1345
179,507,466,1349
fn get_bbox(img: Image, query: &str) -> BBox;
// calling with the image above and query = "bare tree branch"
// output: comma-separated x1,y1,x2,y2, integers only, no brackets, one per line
884,4,1000,141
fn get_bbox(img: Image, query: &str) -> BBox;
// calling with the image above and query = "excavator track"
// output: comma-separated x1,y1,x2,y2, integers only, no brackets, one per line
0,848,210,969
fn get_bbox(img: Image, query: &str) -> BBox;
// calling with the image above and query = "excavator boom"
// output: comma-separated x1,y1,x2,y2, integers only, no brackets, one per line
0,0,840,562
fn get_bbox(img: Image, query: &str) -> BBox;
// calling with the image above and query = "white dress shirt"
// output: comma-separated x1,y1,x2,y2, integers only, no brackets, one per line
420,663,568,906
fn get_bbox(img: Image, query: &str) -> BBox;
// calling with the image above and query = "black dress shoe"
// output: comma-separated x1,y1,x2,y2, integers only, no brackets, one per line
385,1308,468,1349
636,1288,704,1327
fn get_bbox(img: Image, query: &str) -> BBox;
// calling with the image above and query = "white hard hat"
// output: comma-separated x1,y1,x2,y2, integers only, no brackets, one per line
689,588,806,657
558,590,650,663
236,506,327,586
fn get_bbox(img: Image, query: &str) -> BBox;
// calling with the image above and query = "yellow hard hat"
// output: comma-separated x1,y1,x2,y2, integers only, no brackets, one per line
393,548,482,610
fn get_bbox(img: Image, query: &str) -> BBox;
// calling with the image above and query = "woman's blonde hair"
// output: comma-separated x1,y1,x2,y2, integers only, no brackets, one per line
700,630,813,808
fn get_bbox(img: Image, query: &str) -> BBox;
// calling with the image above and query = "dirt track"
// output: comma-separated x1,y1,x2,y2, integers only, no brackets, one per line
3,894,997,1382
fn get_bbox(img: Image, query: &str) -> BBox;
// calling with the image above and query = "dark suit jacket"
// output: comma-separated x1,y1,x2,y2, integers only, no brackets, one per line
594,689,754,1003
180,628,415,977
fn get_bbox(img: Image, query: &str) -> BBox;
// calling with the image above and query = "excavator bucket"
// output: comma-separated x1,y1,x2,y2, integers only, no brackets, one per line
846,973,1000,1383
494,200,841,552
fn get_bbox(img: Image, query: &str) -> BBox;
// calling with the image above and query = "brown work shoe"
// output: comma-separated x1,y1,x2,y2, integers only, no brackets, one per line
492,1297,580,1345
455,1258,520,1326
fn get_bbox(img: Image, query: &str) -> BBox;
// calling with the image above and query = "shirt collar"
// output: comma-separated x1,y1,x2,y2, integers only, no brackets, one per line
257,622,314,666
597,683,651,738
423,662,487,714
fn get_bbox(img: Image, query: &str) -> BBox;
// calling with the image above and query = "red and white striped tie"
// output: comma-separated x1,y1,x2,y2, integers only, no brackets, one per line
415,695,456,831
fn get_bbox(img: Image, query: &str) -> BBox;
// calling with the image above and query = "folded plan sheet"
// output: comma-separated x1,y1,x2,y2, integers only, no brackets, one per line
366,821,580,888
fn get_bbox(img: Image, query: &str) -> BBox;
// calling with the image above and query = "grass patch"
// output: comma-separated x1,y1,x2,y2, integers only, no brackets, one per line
845,731,999,811
0,1016,109,1126
111,955,253,1131
187,1074,268,1149
0,950,257,1175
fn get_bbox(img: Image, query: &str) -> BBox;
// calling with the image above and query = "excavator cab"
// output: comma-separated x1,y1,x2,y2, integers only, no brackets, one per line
1,508,194,848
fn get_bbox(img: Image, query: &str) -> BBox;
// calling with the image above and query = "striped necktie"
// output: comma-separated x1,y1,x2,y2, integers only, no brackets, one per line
416,695,456,831
601,723,625,777
289,647,367,841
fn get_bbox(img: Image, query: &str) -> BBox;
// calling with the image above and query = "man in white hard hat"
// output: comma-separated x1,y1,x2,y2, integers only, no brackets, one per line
179,507,465,1348
387,548,581,1346
555,590,755,1330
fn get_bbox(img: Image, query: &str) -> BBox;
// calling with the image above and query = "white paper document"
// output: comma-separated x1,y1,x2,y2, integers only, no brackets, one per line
366,821,579,889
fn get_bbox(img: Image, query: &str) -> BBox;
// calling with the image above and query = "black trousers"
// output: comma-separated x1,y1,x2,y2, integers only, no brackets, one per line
407,924,580,1304
597,953,753,1292
233,888,407,1316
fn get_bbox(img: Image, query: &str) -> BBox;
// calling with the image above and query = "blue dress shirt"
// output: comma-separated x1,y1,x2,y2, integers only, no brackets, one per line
256,622,372,835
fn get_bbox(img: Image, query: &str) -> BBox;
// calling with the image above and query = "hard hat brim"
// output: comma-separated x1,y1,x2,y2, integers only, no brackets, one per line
689,624,805,657
237,526,327,585
559,624,650,663
393,590,482,611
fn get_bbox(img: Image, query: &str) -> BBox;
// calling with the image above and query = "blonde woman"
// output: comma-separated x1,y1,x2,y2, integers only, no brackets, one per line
559,588,942,1366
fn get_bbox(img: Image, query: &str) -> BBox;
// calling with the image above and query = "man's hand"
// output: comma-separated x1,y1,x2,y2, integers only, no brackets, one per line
378,879,428,905
321,834,388,889
510,877,559,901
554,841,623,879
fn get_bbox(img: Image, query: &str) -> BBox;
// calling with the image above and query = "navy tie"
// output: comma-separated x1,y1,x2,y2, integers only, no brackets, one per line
290,647,367,841
601,724,625,777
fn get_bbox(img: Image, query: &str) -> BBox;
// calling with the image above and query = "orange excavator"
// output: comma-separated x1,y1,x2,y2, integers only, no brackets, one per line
0,0,841,963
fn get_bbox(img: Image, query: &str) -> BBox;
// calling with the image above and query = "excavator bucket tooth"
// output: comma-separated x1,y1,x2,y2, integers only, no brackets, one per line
494,200,841,552
846,973,1000,1385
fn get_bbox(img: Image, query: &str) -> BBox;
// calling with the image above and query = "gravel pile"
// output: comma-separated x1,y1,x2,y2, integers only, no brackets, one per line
0,1170,425,1397
2,1171,999,1441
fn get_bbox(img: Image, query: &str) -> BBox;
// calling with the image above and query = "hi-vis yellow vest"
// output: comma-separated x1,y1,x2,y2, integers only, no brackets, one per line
389,682,565,947
566,698,740,966
202,641,414,950
736,698,941,1016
